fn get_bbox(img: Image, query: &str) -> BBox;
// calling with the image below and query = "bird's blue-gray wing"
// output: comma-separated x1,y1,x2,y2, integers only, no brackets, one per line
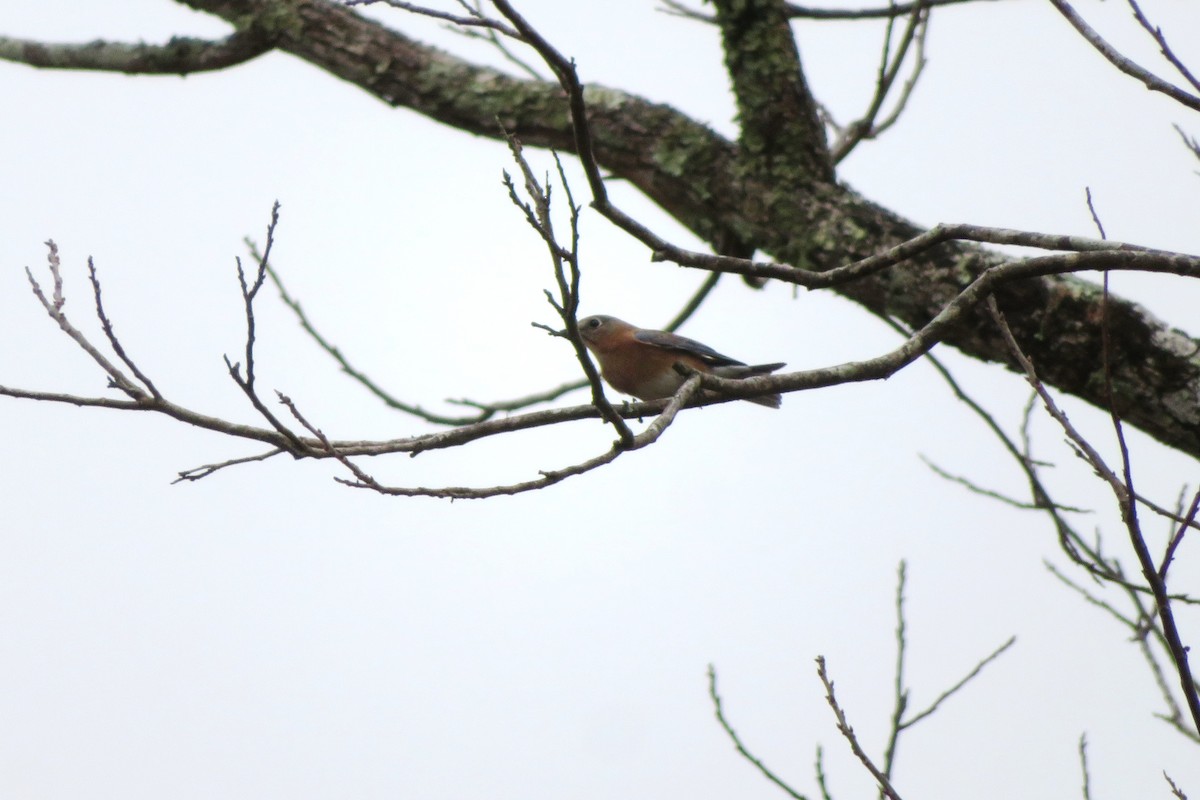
632,329,745,366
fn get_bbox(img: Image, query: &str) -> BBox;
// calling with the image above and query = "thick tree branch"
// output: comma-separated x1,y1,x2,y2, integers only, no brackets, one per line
714,0,834,184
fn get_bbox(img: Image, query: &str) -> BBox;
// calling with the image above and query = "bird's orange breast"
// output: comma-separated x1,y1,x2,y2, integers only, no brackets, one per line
593,338,711,401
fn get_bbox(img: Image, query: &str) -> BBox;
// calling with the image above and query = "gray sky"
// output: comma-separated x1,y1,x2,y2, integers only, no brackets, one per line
2,1,1199,798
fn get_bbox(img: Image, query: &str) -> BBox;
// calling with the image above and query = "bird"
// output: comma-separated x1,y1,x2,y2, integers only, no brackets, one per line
569,314,785,408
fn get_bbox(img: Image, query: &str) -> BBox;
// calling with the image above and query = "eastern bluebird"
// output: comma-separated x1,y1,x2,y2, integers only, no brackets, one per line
571,315,786,408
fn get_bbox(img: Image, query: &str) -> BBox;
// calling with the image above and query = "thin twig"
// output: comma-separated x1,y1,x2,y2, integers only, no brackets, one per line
174,448,285,482
831,2,929,162
1078,733,1092,800
989,296,1200,735
1160,489,1200,581
86,258,161,399
335,373,703,498
816,656,905,800
500,130,634,446
345,0,522,37
707,665,810,800
814,746,833,800
26,242,148,401
443,0,544,79
662,0,1009,22
880,560,908,798
261,254,497,426
223,202,306,453
921,455,1085,511
899,637,1016,728
1048,0,1200,113
1164,771,1190,800
1174,124,1200,168
787,0,1002,19
1126,0,1200,94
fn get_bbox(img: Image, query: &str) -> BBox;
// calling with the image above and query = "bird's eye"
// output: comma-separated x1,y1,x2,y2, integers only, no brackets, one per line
586,318,602,329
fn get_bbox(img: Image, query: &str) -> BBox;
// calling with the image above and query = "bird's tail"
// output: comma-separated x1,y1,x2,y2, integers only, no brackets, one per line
711,362,787,408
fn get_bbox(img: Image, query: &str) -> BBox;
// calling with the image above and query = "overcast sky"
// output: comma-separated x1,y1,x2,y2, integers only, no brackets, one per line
2,1,1199,798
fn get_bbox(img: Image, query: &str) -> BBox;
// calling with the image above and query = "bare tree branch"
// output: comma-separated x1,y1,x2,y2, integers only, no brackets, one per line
830,2,929,162
86,259,161,400
662,0,1007,23
25,242,150,402
1159,489,1200,581
987,296,1200,737
920,454,1087,512
817,656,905,800
900,636,1016,729
880,560,910,794
814,746,833,800
1125,0,1200,95
346,0,521,38
1078,733,1092,800
499,131,634,447
11,221,1200,500
222,203,308,454
174,448,285,482
786,0,1003,20
877,560,1016,793
1175,124,1200,168
1164,771,1190,800
1049,0,1200,112
334,373,703,499
707,665,810,800
0,30,271,74
262,253,501,426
